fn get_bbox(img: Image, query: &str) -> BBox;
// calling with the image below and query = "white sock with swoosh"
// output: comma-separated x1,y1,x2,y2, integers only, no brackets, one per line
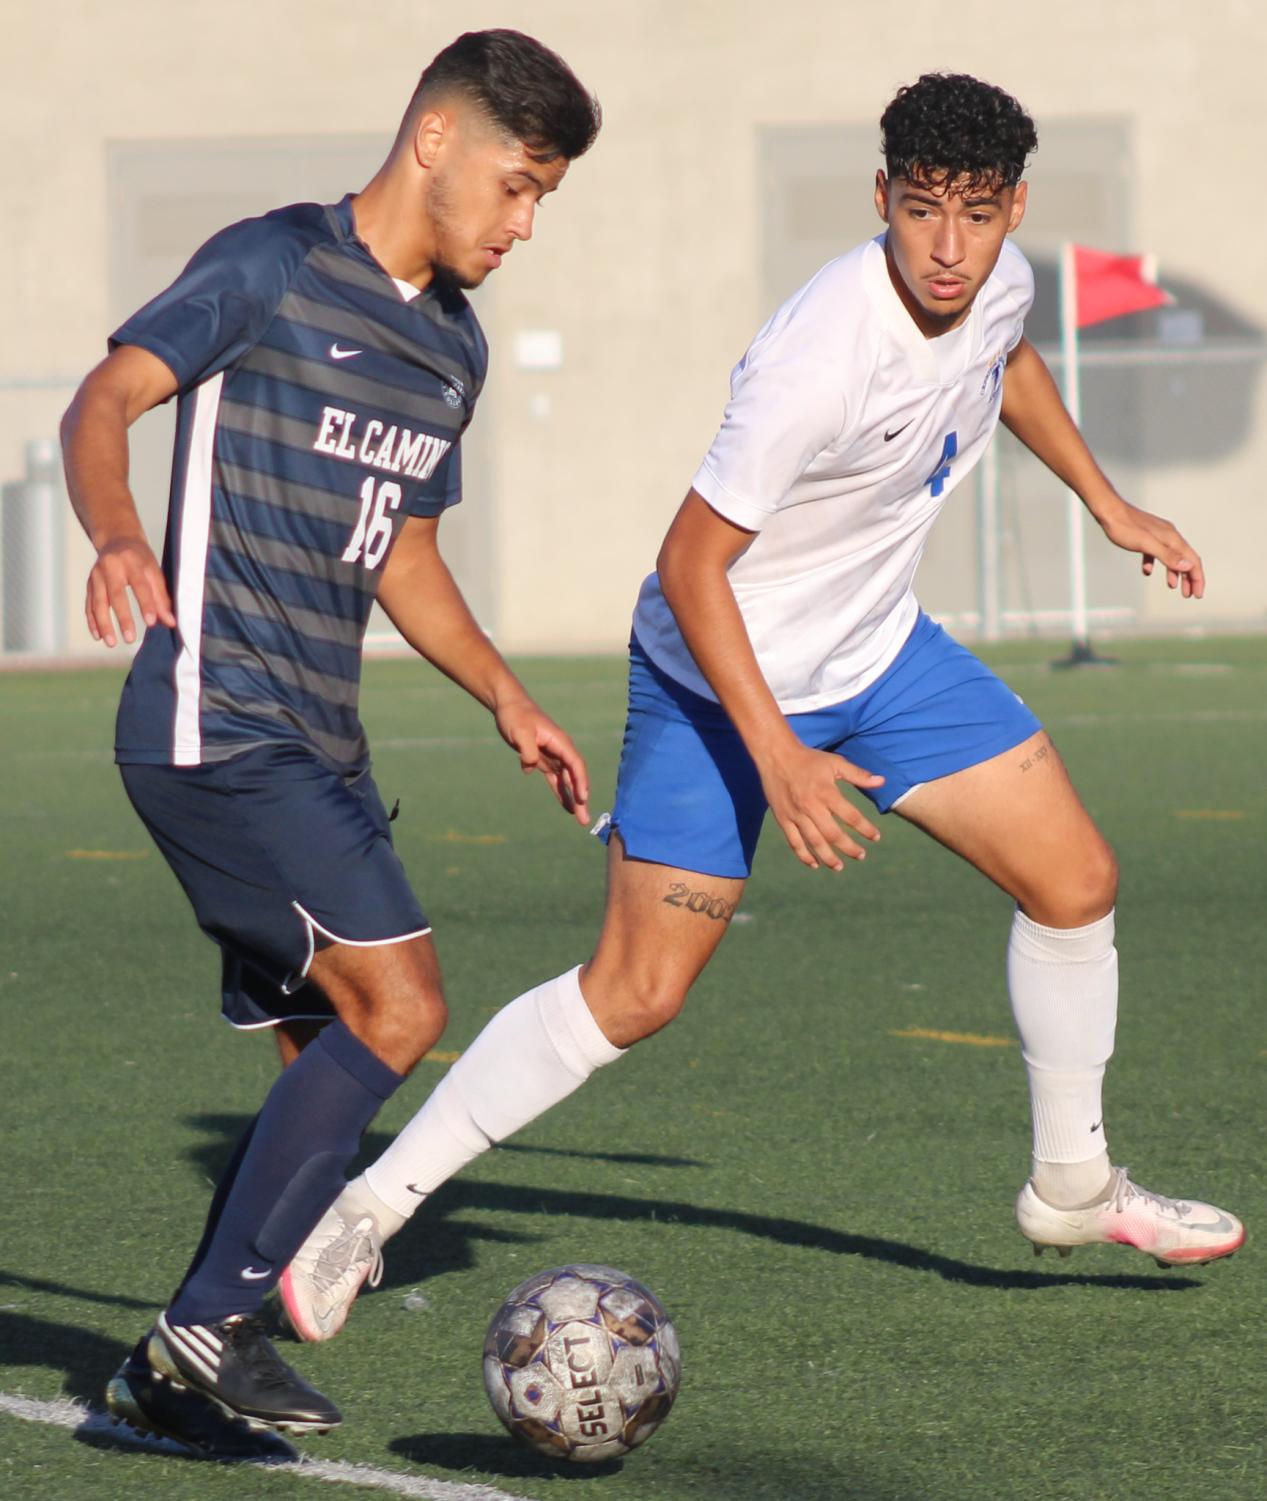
1007,908,1118,1209
361,965,624,1224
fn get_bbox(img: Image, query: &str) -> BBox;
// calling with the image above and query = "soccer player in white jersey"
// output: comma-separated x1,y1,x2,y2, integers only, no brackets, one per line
283,72,1243,1343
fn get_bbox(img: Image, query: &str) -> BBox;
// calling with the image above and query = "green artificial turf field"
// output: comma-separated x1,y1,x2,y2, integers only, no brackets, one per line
2,636,1264,1501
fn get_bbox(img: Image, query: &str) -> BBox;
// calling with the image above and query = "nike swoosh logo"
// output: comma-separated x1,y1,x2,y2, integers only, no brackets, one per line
1185,1214,1237,1234
1090,1119,1104,1133
884,421,914,442
239,1265,272,1280
405,1184,429,1197
329,343,363,360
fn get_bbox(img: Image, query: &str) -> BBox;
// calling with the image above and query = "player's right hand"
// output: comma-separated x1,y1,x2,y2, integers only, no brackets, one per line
86,536,175,647
757,740,884,871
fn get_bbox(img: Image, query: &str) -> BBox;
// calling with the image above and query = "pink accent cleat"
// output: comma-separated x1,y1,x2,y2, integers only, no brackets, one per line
1016,1165,1245,1268
280,1201,384,1342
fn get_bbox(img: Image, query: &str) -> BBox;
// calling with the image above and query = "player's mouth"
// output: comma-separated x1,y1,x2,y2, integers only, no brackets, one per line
483,245,510,269
926,275,968,300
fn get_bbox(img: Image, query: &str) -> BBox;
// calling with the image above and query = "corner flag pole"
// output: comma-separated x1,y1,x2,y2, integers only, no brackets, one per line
1053,242,1113,668
1058,241,1092,658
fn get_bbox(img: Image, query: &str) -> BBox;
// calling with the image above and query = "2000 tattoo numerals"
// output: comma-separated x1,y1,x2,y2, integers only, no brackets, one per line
663,882,737,922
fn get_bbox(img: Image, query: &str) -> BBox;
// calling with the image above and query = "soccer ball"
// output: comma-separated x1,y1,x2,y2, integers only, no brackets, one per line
482,1263,680,1463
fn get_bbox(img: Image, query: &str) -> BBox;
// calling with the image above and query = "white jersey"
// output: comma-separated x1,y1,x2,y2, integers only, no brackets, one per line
633,235,1034,711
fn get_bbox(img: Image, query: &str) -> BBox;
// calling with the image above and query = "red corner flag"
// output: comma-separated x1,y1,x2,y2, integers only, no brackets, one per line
1072,245,1172,329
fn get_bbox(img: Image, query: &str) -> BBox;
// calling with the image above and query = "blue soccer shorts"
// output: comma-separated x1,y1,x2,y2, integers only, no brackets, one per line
120,743,429,1029
602,611,1042,879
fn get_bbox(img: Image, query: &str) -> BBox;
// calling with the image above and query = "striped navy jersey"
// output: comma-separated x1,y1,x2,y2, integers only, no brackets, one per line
112,194,488,774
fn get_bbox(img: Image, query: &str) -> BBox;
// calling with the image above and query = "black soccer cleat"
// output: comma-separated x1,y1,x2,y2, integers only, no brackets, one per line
105,1331,299,1459
147,1311,343,1436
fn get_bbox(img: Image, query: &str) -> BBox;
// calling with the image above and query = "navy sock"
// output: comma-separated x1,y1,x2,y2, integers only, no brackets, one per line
170,1114,259,1304
166,1022,402,1327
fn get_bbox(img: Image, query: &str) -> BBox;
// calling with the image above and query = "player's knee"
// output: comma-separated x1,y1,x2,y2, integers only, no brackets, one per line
358,991,446,1073
1029,837,1118,928
387,984,448,1064
600,974,689,1047
1072,837,1118,922
323,968,447,1072
1094,841,1119,910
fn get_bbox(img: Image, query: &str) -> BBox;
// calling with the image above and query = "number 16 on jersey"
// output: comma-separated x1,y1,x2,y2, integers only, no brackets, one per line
342,477,402,569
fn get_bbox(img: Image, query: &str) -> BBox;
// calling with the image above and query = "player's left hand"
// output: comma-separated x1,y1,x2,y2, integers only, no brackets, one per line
495,699,591,825
1098,499,1205,599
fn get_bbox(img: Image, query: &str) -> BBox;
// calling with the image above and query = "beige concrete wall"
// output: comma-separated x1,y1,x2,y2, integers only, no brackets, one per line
6,0,1264,653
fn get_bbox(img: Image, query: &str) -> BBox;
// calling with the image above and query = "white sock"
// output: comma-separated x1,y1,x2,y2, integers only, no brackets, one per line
339,1173,409,1239
363,966,624,1223
1007,908,1117,1208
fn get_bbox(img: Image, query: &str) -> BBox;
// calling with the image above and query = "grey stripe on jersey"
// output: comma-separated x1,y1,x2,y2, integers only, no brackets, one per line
199,687,370,767
218,399,323,458
203,575,364,651
208,520,375,599
218,460,359,529
239,344,460,429
276,290,474,387
305,244,485,355
201,634,360,709
305,242,412,305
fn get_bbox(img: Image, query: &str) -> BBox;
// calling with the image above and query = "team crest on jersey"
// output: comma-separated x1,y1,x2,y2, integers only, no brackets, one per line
981,349,1006,404
442,377,465,409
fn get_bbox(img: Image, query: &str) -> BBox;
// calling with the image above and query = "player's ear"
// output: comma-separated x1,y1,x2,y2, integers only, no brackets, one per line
874,170,891,224
412,107,447,170
1007,180,1028,233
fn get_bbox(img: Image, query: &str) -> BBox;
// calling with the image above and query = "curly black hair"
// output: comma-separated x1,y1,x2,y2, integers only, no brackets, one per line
881,73,1036,192
415,30,601,163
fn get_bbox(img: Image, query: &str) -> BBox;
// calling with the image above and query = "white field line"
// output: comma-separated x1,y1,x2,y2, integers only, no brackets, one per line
1053,707,1267,727
15,730,623,762
374,729,621,752
12,706,1267,765
0,1391,521,1501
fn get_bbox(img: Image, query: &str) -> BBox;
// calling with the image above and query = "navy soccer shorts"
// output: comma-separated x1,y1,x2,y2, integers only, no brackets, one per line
120,743,429,1029
601,611,1042,879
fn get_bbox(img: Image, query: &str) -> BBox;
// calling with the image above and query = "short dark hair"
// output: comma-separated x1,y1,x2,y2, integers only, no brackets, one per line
414,29,600,162
880,73,1037,193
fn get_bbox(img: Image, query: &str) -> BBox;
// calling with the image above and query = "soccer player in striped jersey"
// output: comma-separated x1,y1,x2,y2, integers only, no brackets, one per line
61,30,600,1458
285,72,1243,1345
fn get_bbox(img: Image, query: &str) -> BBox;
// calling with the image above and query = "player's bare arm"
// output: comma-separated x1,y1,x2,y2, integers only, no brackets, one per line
378,514,589,821
1001,336,1204,597
61,344,180,645
657,490,882,872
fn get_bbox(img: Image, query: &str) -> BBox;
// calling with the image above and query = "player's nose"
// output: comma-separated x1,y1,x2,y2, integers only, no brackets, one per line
931,220,965,265
507,202,536,243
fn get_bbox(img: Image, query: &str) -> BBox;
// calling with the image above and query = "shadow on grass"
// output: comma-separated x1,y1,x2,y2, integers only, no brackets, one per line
182,1112,706,1178
493,1142,706,1169
397,1179,1203,1294
0,1270,154,1313
177,1113,1202,1296
391,1430,623,1481
0,1310,131,1405
389,1432,917,1500
72,1417,295,1466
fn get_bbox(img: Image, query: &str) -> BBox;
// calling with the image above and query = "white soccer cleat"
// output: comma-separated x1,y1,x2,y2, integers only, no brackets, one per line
279,1197,385,1342
1017,1165,1245,1267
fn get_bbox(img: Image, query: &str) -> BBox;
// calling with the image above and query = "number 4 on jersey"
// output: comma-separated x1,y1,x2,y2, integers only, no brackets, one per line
924,431,958,498
343,477,402,569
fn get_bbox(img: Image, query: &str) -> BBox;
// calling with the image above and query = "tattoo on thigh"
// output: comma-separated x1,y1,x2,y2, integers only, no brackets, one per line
1019,742,1051,773
663,881,737,922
